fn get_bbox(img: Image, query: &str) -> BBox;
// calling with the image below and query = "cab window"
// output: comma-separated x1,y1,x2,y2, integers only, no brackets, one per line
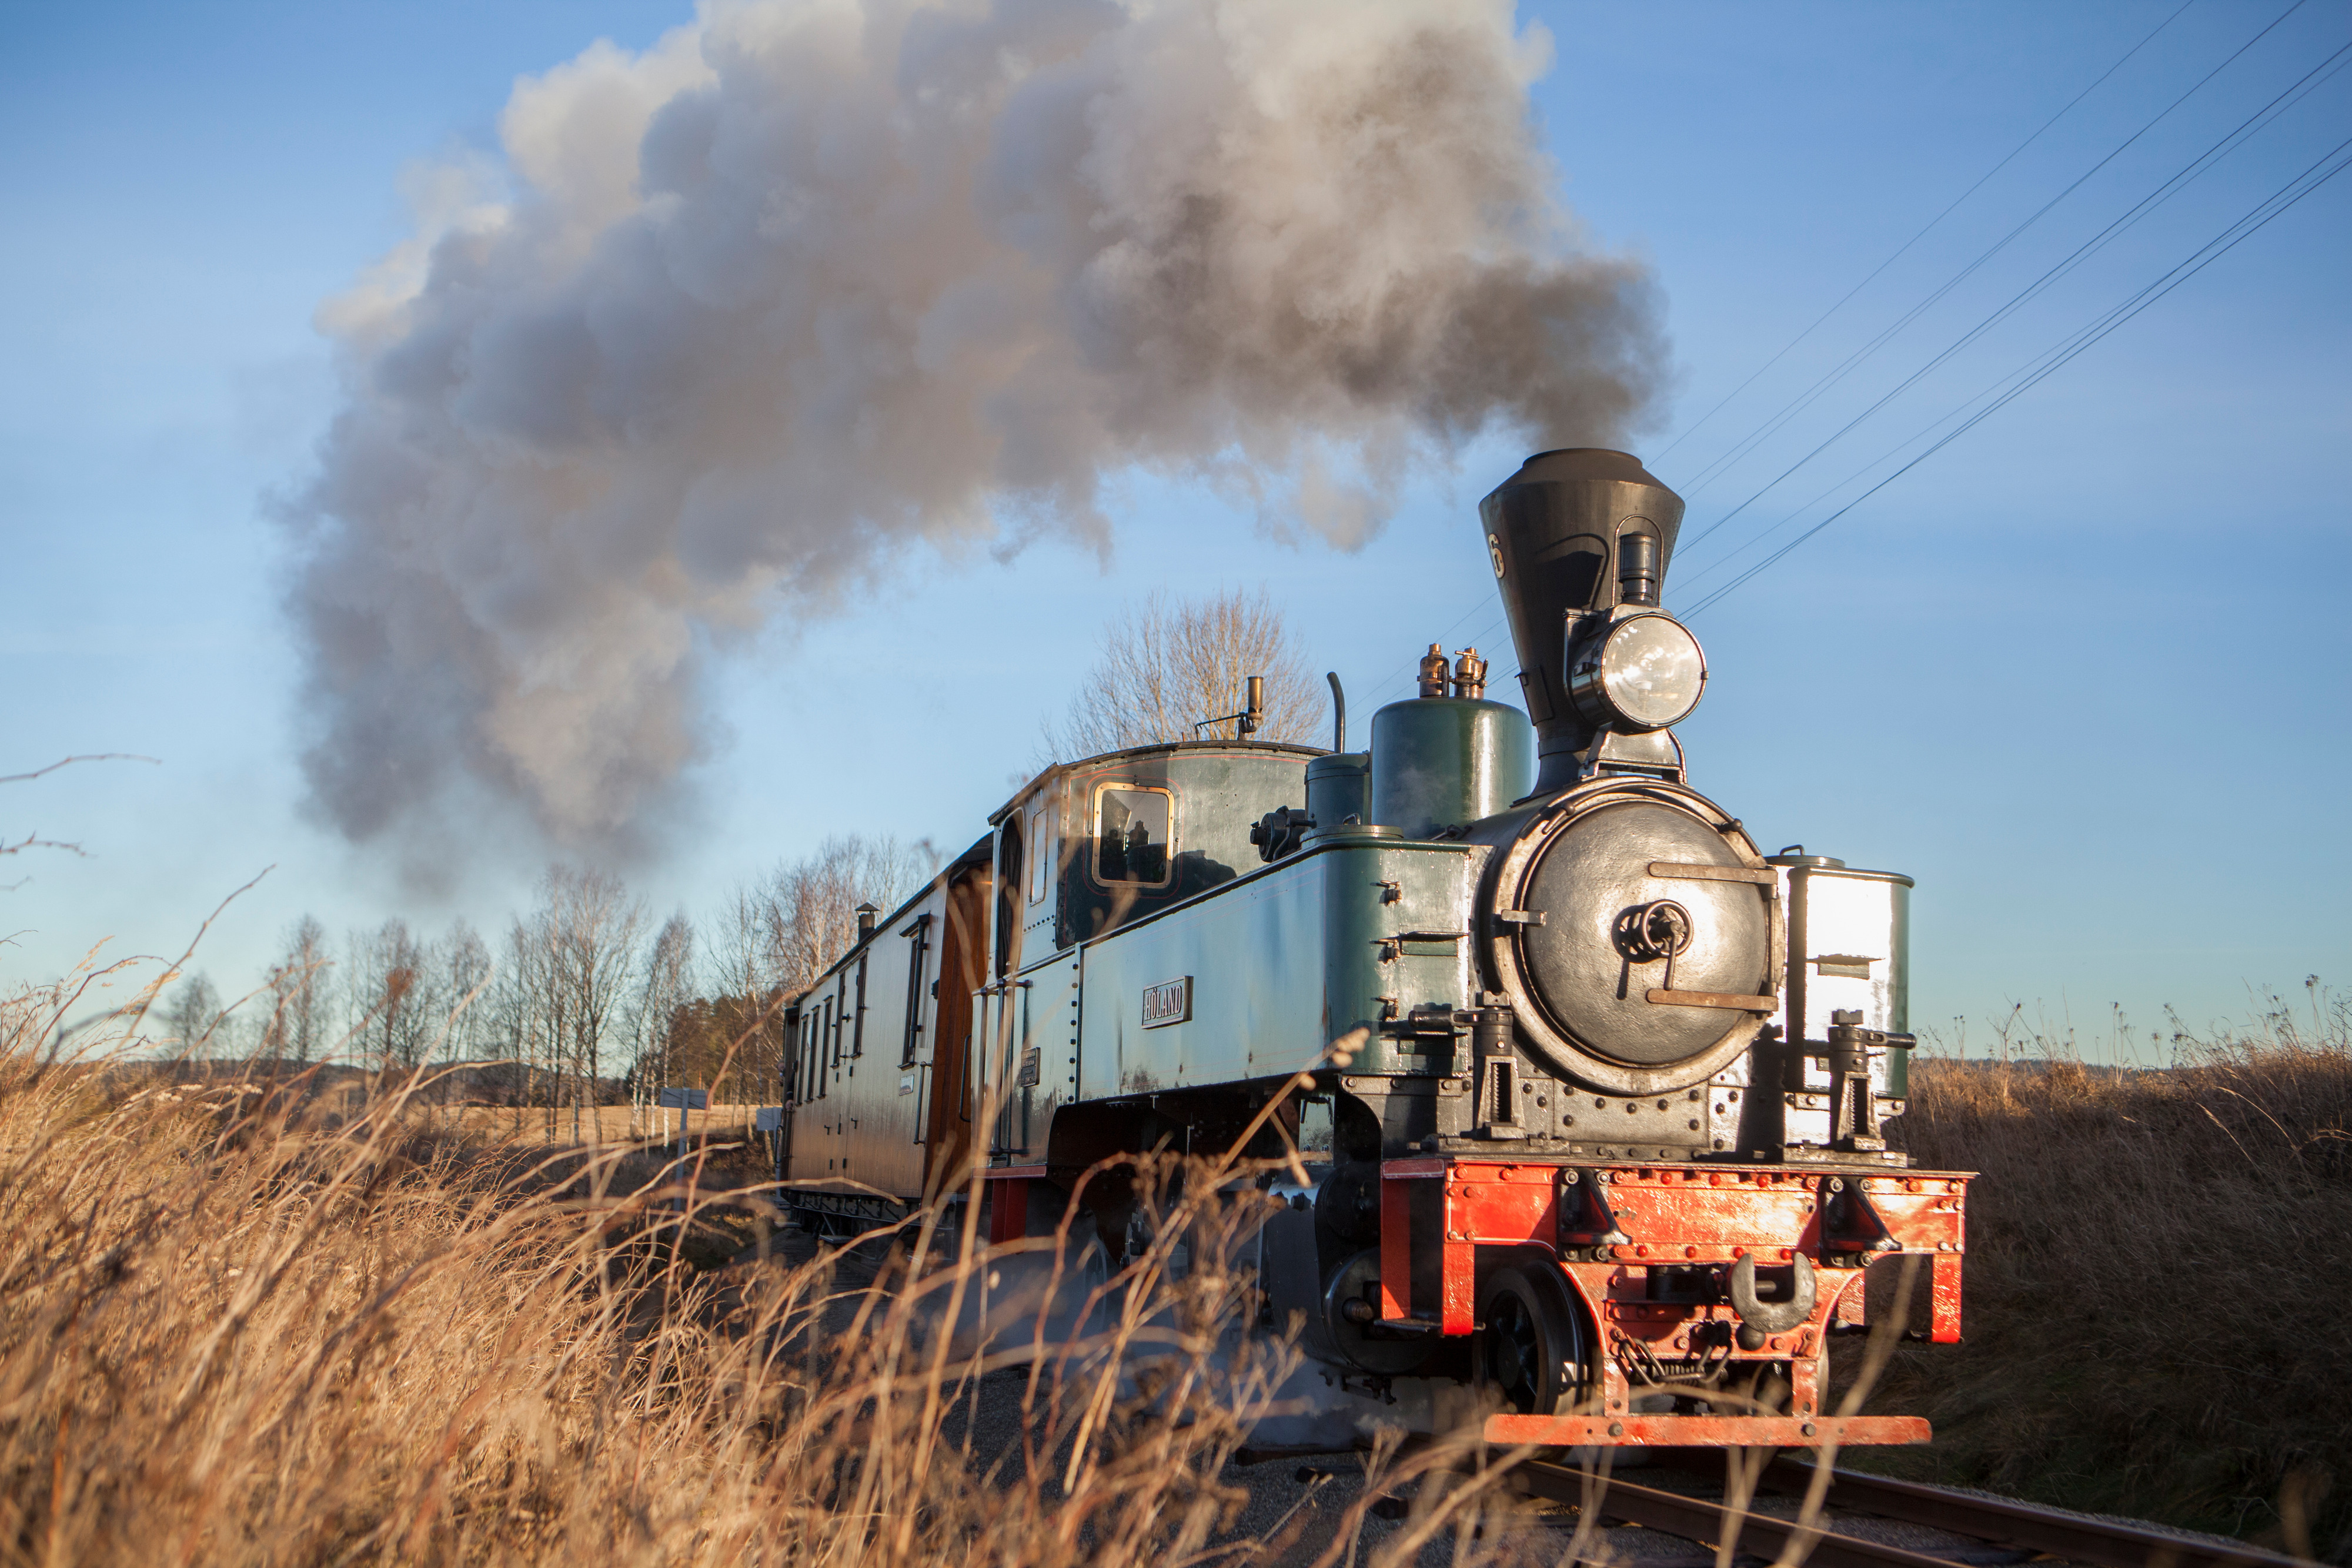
1094,785,1172,886
1027,803,1057,904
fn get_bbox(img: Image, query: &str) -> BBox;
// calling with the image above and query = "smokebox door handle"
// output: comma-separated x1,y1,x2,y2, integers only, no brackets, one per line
1645,988,1775,1012
1648,861,1775,885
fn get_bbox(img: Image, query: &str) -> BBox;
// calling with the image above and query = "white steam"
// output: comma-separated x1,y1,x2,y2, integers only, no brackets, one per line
288,0,1665,846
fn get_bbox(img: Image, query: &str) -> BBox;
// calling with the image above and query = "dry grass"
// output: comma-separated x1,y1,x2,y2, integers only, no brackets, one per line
0,973,1566,1568
22,940,2344,1565
1863,994,2352,1562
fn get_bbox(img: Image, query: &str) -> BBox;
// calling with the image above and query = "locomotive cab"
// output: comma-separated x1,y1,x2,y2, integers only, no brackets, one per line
989,743,1325,974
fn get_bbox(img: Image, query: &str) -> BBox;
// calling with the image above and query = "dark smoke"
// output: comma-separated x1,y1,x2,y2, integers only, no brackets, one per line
287,0,1666,846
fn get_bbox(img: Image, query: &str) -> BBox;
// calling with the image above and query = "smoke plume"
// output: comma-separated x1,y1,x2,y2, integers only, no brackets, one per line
288,0,1665,846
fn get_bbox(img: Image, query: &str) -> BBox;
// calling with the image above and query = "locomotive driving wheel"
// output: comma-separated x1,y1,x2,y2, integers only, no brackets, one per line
1478,1261,1590,1416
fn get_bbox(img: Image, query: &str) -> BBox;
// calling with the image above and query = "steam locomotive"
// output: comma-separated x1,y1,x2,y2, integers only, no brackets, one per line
776,449,1967,1449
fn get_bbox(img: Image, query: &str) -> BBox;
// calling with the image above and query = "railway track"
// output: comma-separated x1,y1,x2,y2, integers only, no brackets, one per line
1502,1452,2318,1568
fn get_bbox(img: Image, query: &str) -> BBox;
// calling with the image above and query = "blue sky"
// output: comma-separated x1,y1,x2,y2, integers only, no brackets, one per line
3,1,2346,1058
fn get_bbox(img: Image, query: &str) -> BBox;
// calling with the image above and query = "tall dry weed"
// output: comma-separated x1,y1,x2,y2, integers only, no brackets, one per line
1866,995,2352,1563
0,972,1556,1567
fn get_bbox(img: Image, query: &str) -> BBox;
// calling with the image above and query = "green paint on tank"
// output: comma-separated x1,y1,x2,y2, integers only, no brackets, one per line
1367,697,1535,838
1072,825,1481,1097
1305,751,1369,829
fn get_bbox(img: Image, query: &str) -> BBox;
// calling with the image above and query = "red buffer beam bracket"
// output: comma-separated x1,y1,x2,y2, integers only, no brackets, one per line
1377,1158,1972,1357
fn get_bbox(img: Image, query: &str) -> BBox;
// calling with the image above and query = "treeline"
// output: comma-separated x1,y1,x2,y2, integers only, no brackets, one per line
155,835,935,1136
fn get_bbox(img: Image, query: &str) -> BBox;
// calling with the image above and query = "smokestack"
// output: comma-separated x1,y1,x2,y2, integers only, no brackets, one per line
1478,449,1686,794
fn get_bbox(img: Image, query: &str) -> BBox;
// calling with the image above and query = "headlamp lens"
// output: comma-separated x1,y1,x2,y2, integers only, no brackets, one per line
1598,614,1706,730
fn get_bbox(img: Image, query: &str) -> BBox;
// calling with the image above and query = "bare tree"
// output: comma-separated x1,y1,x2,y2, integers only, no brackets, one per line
513,866,646,1144
627,912,696,1129
698,881,779,1110
159,972,223,1058
260,915,330,1066
347,919,430,1073
766,836,934,997
493,915,552,1138
438,919,492,1065
680,838,933,1104
711,882,770,1022
1042,587,1327,759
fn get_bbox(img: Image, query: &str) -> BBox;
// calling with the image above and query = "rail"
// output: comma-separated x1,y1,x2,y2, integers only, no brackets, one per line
1750,1456,2314,1568
1512,1463,1957,1568
1504,1454,2318,1568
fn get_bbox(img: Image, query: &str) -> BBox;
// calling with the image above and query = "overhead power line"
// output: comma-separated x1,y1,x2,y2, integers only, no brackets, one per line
1652,0,2200,473
1671,33,2352,596
1675,0,2318,542
1368,3,2336,703
1675,132,2352,620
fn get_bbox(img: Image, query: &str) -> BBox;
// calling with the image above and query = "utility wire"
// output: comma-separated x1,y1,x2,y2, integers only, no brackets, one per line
1685,133,2352,614
1371,1,2323,703
1676,133,2352,620
1684,41,2352,594
1373,2,2291,703
1673,0,2311,517
1670,37,2352,596
1652,0,2199,470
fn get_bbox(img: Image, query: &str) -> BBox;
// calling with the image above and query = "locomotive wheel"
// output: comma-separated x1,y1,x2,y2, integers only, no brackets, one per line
1478,1261,1589,1416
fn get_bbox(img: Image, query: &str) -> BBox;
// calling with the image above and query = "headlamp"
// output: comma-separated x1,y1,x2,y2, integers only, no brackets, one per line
1566,611,1706,733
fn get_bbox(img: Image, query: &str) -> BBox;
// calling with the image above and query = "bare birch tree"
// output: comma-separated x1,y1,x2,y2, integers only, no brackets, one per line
260,915,330,1066
494,915,551,1138
683,838,933,1104
627,912,696,1131
159,972,224,1059
437,919,492,1065
348,919,431,1074
700,882,780,1109
513,866,645,1144
1041,586,1327,758
764,835,934,998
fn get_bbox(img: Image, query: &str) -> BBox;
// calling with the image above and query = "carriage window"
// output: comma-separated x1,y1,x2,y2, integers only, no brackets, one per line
1027,803,1057,904
850,952,867,1058
900,914,932,1067
1095,785,1172,885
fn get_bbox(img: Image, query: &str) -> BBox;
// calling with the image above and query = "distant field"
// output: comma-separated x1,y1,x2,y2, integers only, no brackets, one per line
415,1101,771,1147
173,1071,777,1148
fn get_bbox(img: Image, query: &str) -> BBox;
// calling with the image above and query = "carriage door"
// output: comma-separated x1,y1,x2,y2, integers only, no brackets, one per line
923,870,986,1189
776,1001,802,1178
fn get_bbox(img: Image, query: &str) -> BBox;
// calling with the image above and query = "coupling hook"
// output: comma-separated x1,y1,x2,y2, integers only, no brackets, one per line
1728,1252,1816,1338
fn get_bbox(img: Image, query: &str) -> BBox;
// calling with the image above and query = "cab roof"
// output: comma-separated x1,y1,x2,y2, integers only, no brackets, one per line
985,739,1324,826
